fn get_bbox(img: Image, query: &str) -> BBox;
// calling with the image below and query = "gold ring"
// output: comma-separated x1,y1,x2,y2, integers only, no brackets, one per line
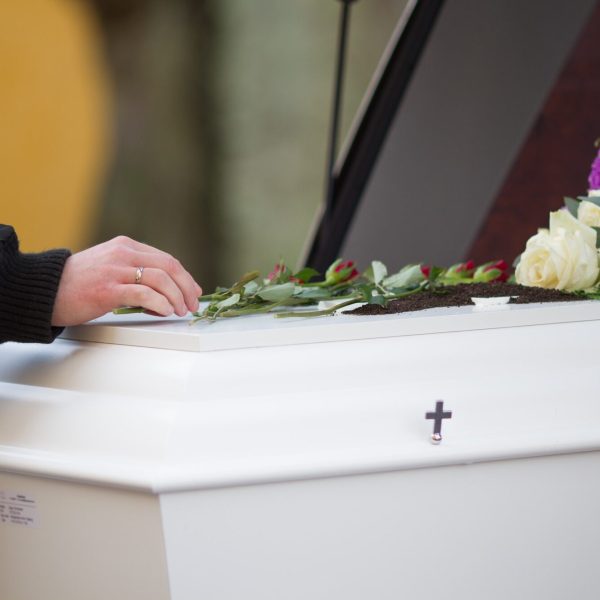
135,266,144,284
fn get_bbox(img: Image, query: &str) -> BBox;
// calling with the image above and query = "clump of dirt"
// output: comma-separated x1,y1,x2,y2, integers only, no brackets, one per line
348,283,583,316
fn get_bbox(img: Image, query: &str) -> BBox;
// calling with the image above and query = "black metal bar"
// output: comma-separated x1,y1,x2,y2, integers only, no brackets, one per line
307,0,446,272
324,0,355,221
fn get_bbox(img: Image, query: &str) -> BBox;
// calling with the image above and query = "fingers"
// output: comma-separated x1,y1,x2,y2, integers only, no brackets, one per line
104,236,202,313
52,236,204,326
125,250,202,312
135,267,188,316
116,284,176,317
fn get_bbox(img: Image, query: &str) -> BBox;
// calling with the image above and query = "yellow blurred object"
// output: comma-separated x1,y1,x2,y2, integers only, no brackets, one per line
0,0,112,252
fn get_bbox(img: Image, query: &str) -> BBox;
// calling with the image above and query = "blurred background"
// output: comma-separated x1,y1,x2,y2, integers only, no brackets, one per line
0,0,406,289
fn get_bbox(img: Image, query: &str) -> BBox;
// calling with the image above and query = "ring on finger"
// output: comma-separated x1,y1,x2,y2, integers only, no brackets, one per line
135,266,145,284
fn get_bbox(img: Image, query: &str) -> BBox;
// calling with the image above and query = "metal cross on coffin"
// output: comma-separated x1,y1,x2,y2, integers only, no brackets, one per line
425,401,452,445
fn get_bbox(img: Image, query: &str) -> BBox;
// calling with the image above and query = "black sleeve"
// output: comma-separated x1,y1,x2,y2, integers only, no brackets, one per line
0,225,71,344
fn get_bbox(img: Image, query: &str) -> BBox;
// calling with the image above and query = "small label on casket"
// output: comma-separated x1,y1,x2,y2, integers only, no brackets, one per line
0,490,38,527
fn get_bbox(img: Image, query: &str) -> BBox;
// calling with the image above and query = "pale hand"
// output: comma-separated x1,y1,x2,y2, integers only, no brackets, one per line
51,236,202,326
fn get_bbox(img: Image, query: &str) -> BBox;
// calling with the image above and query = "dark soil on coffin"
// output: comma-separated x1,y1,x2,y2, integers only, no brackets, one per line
348,283,582,316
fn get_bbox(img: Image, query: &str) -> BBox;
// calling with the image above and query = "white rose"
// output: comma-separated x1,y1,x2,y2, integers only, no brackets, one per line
589,190,600,197
516,209,599,291
577,200,600,227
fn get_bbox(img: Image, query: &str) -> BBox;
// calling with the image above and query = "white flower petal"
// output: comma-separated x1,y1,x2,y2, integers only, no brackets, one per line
578,200,600,228
516,215,599,291
550,209,596,247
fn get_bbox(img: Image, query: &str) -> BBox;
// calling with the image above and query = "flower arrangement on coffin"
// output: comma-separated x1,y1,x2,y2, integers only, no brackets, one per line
515,139,600,296
184,259,510,322
113,255,513,322
115,142,600,322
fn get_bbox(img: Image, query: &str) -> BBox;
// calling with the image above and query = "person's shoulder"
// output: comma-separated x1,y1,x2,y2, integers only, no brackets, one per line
0,225,16,244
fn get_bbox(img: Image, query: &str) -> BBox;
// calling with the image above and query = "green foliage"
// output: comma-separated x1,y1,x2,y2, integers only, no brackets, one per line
293,267,320,283
564,195,600,217
257,282,296,301
564,196,580,217
383,264,424,289
115,258,516,322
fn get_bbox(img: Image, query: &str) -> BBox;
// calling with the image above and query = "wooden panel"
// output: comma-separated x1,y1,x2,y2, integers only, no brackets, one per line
468,1,600,265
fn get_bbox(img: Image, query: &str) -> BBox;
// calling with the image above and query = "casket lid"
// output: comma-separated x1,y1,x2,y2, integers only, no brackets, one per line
305,0,597,272
62,299,600,352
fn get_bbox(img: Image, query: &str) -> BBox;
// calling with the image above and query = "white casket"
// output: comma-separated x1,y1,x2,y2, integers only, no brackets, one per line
1,301,600,600
2,3,598,598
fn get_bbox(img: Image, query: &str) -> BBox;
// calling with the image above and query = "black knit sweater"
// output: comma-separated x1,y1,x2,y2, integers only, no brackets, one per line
0,225,71,344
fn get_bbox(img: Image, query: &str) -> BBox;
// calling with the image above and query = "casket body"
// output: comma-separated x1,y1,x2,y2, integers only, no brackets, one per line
1,302,600,600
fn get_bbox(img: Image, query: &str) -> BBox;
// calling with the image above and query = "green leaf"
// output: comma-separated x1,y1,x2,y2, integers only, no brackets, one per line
564,196,580,216
371,261,388,285
293,286,331,300
368,293,385,306
387,284,421,295
293,267,320,283
243,281,259,296
216,293,241,310
383,264,424,289
428,266,444,281
231,271,260,293
362,264,375,283
357,285,386,305
257,282,295,301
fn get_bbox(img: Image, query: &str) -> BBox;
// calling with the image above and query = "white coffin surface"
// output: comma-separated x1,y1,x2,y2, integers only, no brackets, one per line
1,301,600,600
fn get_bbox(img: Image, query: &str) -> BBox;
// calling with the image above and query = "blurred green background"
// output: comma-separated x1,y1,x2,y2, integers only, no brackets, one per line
1,0,405,290
94,0,406,289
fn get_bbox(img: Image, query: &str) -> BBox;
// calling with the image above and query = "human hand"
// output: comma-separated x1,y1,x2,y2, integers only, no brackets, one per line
51,236,202,326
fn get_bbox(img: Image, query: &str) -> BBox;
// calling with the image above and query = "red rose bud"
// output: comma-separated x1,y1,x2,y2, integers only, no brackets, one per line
335,260,359,282
268,263,297,283
325,259,359,284
421,265,431,278
484,259,509,282
474,260,509,282
457,260,475,273
446,260,475,278
267,264,284,281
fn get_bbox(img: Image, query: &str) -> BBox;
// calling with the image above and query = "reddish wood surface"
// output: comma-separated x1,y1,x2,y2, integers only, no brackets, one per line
467,1,600,265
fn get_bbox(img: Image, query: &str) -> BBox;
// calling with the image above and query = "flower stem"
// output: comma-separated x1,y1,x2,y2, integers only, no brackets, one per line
113,307,144,315
220,301,284,317
275,297,360,318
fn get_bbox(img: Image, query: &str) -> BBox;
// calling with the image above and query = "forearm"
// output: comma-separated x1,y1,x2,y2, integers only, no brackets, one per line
0,225,71,344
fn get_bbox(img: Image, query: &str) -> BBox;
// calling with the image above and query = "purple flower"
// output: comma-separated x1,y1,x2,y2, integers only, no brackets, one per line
589,147,600,191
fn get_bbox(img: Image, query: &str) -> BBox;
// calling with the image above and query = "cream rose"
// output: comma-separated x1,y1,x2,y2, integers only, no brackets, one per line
577,200,600,227
516,209,599,290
